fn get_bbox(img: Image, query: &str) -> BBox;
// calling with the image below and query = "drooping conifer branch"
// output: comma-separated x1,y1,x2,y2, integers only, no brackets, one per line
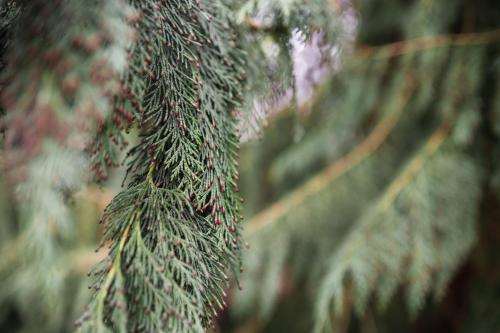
79,1,246,331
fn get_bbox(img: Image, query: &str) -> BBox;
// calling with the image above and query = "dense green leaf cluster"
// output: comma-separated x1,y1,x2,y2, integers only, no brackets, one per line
1,0,500,332
79,1,246,332
231,1,500,332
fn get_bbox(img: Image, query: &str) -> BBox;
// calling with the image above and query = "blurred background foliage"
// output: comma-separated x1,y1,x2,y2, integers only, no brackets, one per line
1,0,500,332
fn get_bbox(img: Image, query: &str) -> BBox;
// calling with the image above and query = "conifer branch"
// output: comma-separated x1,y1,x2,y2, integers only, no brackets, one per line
381,117,454,209
246,74,416,234
313,48,486,332
314,118,468,332
2,1,499,332
79,1,246,331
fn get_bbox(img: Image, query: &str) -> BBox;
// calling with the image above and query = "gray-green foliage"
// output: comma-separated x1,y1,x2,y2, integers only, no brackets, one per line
231,0,500,331
0,0,247,332
315,147,482,330
1,0,500,332
0,0,131,331
78,0,246,332
234,0,345,143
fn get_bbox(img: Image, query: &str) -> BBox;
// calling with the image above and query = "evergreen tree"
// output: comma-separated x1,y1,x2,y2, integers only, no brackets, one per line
0,1,499,333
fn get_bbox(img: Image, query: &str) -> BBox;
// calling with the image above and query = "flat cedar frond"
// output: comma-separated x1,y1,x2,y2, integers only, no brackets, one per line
234,38,492,330
2,1,500,332
79,1,245,332
80,181,227,332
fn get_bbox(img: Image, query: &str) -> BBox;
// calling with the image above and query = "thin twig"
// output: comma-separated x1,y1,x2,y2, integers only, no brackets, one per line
381,117,453,209
357,29,500,59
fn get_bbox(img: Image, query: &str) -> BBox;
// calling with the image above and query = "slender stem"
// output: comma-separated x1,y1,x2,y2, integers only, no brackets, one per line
96,215,133,326
357,29,500,59
246,76,416,234
381,117,453,209
94,160,158,323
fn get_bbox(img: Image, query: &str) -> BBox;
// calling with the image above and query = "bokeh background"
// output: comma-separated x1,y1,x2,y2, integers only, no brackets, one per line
2,0,500,332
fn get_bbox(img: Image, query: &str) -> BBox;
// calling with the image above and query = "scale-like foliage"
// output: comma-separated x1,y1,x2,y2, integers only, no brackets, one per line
313,31,489,333
230,1,500,330
1,0,500,332
78,1,246,331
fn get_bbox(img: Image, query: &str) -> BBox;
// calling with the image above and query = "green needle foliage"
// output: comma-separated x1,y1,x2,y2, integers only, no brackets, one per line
314,47,486,329
78,1,246,332
1,0,247,332
1,0,500,332
230,1,500,332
